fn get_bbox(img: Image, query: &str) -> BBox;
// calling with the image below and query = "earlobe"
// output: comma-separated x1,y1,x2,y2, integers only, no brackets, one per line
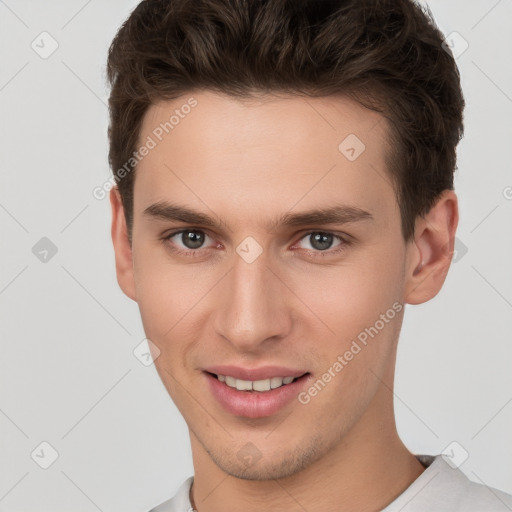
110,187,137,302
404,190,459,305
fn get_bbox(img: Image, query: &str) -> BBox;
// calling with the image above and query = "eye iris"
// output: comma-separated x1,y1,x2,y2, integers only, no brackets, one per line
183,231,204,249
310,232,333,251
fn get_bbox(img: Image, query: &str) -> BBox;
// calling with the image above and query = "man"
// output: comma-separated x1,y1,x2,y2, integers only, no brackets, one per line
107,0,512,510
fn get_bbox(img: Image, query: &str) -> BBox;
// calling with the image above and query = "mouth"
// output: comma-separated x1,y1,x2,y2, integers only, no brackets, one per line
203,369,311,418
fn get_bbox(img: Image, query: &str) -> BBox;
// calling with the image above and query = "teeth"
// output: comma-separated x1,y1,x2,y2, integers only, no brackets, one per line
270,377,283,389
235,379,253,391
216,374,298,391
253,379,271,392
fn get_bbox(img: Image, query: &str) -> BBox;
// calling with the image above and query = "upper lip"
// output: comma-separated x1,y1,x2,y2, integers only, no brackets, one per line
204,365,309,381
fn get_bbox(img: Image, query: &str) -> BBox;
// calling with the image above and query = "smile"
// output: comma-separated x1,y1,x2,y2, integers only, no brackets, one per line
203,368,312,418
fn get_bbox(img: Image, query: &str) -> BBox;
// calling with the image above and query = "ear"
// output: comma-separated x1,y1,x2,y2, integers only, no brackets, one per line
404,189,459,305
110,187,137,302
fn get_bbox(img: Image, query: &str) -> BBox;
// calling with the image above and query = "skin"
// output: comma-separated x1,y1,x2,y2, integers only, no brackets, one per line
110,90,458,512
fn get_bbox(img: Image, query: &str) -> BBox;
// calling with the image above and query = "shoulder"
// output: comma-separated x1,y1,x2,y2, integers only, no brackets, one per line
383,455,512,512
146,476,194,512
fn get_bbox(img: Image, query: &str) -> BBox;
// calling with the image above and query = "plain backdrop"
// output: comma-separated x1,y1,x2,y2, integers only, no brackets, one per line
0,1,511,510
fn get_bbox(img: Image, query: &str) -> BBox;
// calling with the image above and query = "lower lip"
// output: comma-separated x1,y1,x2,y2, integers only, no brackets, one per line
204,372,311,419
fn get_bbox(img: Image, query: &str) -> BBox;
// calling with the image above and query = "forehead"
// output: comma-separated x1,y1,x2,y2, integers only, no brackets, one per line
134,90,396,229
139,90,388,154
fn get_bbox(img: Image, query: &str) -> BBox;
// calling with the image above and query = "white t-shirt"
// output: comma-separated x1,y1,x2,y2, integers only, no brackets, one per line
148,455,512,511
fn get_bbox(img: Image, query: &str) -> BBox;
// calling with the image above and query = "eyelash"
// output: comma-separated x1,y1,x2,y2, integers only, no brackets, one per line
161,229,352,258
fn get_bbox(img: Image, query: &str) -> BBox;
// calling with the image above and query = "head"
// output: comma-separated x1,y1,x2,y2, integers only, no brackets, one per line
108,0,463,480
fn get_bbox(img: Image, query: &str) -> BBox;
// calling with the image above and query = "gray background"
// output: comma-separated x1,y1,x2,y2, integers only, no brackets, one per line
0,0,511,510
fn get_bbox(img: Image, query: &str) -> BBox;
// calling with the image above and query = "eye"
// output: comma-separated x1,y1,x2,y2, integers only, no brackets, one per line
294,231,349,256
162,229,351,258
163,229,215,255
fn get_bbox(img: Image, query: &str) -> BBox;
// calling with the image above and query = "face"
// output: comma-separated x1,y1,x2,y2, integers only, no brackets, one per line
112,90,429,480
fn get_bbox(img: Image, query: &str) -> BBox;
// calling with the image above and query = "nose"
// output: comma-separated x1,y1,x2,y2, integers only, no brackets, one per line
212,245,293,353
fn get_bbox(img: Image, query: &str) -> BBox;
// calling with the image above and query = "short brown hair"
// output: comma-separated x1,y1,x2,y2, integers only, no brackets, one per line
107,0,464,243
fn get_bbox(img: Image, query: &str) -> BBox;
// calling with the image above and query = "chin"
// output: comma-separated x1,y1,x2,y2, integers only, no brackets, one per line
208,436,325,481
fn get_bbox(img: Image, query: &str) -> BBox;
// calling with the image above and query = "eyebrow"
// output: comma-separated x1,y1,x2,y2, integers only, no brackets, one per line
143,201,373,231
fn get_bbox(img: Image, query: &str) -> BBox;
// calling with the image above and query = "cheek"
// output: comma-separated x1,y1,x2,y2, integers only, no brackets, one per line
292,251,403,339
132,245,197,344
288,246,405,406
